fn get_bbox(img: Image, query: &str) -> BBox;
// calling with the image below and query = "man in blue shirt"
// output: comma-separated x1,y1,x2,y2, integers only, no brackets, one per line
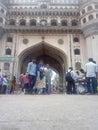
27,58,37,94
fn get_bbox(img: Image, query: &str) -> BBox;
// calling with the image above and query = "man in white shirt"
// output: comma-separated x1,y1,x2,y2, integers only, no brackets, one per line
2,76,8,94
85,58,97,94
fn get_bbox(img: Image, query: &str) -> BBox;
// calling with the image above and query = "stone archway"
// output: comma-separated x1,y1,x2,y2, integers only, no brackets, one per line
18,42,67,88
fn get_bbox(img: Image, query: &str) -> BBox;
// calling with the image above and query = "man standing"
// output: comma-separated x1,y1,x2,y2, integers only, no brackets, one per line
27,58,37,94
45,64,52,94
85,58,97,94
2,76,8,94
66,67,76,94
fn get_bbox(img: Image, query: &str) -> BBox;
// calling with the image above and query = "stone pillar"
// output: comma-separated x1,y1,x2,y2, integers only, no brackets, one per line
86,35,98,64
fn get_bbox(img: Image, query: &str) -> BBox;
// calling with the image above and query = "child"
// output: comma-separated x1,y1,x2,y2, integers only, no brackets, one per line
20,73,29,94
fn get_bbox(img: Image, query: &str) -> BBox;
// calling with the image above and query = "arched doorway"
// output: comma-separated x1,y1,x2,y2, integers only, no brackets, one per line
18,42,67,89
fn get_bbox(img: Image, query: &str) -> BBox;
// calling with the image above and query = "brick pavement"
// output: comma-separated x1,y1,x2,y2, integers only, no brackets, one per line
0,94,98,130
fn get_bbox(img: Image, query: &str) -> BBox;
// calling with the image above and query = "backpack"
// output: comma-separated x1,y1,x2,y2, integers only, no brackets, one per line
66,71,73,82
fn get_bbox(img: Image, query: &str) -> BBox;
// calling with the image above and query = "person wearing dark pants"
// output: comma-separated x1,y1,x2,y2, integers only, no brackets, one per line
20,73,30,94
27,58,37,94
85,58,97,94
28,75,36,93
86,77,97,94
66,80,76,94
2,76,8,94
66,67,76,94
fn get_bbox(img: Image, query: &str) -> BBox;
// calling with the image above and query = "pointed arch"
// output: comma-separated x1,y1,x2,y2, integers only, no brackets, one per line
9,19,16,25
61,20,67,26
19,19,26,25
71,20,78,26
30,19,36,26
5,48,12,55
51,19,58,26
18,42,67,88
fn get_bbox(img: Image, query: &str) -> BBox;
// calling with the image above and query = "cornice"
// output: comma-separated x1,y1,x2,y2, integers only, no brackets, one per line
6,10,79,18
8,7,79,11
0,24,81,35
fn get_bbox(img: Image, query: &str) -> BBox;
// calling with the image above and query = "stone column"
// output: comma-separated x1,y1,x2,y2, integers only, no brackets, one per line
86,35,98,64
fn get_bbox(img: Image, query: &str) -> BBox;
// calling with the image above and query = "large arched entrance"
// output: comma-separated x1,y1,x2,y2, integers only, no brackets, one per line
18,42,67,89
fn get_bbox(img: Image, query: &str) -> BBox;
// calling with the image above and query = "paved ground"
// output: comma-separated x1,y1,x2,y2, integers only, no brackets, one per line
0,94,98,130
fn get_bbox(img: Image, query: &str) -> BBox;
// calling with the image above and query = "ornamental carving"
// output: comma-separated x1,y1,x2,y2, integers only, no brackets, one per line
23,39,29,44
58,39,64,44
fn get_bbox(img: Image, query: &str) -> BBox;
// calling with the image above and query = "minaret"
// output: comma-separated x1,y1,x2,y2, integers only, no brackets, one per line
79,0,98,63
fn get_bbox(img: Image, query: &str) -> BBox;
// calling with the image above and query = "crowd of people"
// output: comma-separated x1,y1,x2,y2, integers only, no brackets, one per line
66,58,98,95
0,58,52,95
0,57,98,95
20,58,52,94
0,75,16,94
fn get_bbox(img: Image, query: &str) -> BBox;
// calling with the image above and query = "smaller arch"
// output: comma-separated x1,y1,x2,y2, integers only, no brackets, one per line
73,37,79,42
87,6,93,11
1,8,4,14
88,15,94,20
61,20,67,26
67,12,69,16
7,37,13,42
71,20,78,26
40,20,47,26
0,17,3,23
51,19,57,26
4,63,10,70
30,19,36,26
83,18,86,23
82,9,86,15
19,19,26,26
9,19,16,25
74,49,80,55
77,12,80,16
5,48,12,55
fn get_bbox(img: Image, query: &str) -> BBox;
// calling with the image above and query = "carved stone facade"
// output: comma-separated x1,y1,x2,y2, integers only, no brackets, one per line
0,0,98,87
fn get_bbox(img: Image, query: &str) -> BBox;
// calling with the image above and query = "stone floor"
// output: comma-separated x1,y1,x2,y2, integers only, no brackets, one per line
0,94,98,130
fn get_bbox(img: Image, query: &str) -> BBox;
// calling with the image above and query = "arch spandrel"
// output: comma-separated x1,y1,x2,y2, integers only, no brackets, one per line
18,41,67,65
